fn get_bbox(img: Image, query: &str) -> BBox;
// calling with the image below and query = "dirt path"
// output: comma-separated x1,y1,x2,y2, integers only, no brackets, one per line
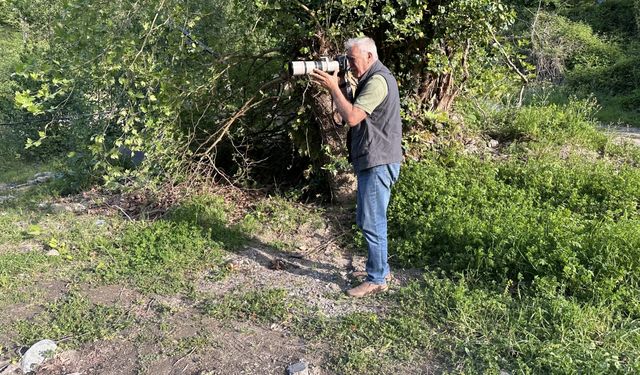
603,125,640,146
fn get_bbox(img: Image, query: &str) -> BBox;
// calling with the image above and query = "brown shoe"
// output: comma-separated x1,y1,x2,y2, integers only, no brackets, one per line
352,271,393,282
346,281,388,298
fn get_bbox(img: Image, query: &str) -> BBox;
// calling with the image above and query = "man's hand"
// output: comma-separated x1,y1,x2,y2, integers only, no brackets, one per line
310,68,367,126
309,69,340,93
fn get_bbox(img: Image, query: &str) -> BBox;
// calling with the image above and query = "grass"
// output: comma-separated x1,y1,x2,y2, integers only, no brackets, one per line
0,252,60,304
14,292,131,347
92,219,225,294
203,288,302,325
594,93,640,127
239,195,325,251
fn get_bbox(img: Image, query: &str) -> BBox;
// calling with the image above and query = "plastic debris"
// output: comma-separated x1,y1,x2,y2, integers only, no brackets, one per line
20,339,57,373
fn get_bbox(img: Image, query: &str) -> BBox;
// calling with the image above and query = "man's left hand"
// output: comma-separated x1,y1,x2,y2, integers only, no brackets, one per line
309,69,340,93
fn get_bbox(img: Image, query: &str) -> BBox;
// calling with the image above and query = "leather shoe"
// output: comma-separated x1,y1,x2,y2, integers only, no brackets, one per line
346,281,388,298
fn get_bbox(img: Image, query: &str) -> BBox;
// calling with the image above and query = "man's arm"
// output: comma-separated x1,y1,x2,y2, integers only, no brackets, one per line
309,69,367,127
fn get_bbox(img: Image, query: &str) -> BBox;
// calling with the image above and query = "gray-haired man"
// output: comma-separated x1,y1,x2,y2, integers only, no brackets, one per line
311,37,403,297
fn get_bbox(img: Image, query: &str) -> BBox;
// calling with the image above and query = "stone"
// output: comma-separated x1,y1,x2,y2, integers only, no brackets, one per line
50,203,87,214
488,139,499,148
46,249,60,257
33,172,55,179
32,172,56,184
0,195,15,204
94,219,106,226
20,339,57,373
287,360,309,375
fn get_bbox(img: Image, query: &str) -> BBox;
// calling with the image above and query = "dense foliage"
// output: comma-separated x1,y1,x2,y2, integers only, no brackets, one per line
1,0,521,191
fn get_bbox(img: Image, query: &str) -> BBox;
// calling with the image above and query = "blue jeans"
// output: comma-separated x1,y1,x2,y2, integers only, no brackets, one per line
356,163,401,285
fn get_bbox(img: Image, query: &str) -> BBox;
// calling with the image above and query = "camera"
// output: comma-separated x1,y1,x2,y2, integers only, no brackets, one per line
288,55,350,76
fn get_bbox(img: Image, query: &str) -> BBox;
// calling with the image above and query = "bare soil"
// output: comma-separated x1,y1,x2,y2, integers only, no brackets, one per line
0,187,424,375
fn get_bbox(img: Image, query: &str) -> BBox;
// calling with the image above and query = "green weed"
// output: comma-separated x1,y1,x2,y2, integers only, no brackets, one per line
486,98,606,148
240,196,325,251
164,332,215,357
301,310,435,374
396,273,640,373
0,252,59,304
14,293,131,347
389,152,640,310
294,271,640,374
93,220,223,294
167,193,247,249
203,288,301,325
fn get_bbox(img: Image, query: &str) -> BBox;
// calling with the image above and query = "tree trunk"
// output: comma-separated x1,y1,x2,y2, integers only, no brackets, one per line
311,88,357,205
308,32,357,205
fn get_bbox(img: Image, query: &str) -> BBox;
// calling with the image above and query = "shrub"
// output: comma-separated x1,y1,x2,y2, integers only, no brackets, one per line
532,12,621,81
388,153,640,311
486,98,604,146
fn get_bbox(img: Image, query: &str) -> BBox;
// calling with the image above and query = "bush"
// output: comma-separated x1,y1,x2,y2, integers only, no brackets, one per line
565,0,638,37
483,97,605,146
388,153,640,312
533,12,621,81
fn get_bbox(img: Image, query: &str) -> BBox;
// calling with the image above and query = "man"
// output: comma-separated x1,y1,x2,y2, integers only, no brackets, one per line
310,37,403,298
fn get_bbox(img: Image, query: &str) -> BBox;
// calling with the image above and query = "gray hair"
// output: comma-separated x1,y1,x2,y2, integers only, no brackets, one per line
345,37,378,60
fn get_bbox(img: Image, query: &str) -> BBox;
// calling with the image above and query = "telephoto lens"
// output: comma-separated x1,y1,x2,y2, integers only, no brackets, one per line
288,59,341,76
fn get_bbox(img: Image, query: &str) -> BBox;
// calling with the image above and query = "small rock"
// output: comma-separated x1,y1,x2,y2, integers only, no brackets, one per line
0,195,15,204
20,339,57,373
32,172,56,184
50,203,87,214
488,139,499,148
94,219,106,226
270,258,288,270
33,172,55,179
46,249,60,257
287,360,309,375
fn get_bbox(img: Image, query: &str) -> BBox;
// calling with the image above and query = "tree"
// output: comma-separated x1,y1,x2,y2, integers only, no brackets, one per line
10,0,519,199
253,0,516,201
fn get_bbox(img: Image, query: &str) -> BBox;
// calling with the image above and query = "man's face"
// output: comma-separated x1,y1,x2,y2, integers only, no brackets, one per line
347,45,373,78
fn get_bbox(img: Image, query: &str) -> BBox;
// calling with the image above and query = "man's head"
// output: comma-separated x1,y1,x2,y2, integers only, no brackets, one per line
345,37,378,78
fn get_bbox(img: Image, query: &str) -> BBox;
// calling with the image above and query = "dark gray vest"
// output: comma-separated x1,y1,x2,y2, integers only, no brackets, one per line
349,60,403,172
